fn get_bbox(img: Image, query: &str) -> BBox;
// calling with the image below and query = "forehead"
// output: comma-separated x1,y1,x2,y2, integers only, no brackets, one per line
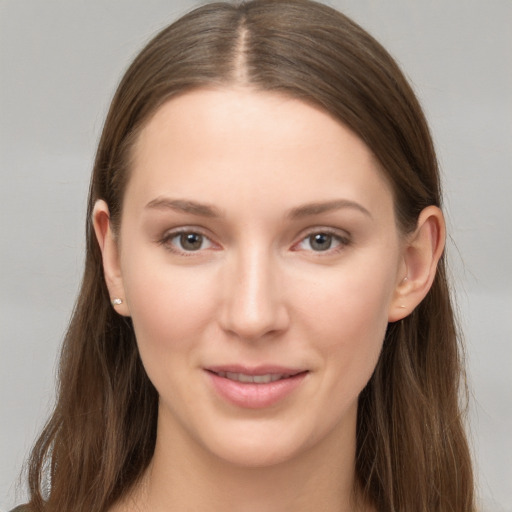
135,87,370,159
126,87,393,219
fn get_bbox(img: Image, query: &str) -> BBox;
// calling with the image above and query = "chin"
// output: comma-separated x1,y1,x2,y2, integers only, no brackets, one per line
209,437,305,469
194,416,326,469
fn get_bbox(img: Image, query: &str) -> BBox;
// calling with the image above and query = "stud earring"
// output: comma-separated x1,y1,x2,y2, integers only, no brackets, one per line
111,298,123,306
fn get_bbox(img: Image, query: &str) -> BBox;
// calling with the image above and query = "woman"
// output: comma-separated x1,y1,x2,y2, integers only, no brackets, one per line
16,0,475,510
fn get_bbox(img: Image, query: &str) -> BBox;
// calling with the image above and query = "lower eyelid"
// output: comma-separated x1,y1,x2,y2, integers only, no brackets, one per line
294,230,351,251
160,228,225,255
156,228,350,254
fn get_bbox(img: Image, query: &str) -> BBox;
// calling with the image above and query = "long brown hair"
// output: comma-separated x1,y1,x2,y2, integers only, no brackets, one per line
26,1,475,510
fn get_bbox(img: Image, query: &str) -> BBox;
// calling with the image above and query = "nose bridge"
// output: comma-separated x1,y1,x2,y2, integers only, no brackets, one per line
220,242,287,340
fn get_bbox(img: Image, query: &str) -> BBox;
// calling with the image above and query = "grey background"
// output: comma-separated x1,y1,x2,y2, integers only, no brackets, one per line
1,1,511,510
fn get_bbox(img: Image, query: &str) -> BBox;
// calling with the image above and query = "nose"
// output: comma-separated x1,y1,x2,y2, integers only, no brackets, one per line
219,245,289,341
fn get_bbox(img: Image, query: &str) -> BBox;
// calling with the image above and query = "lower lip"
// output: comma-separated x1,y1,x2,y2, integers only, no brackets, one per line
206,371,308,409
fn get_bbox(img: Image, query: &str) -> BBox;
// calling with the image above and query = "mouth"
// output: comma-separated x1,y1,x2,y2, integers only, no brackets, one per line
207,370,305,384
204,366,308,408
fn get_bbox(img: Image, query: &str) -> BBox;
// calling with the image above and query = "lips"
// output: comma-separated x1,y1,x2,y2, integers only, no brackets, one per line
212,370,301,384
205,365,308,408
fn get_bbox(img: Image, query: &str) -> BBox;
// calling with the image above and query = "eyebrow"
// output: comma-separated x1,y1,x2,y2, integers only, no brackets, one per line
145,197,222,217
287,199,372,219
144,197,372,220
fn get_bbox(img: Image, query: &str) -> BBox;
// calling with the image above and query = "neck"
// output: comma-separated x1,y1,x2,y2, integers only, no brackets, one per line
117,407,372,512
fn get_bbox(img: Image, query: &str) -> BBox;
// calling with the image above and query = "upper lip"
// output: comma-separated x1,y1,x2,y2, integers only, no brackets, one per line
205,364,307,377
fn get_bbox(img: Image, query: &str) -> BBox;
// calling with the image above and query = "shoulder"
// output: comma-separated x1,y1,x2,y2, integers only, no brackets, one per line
9,506,30,512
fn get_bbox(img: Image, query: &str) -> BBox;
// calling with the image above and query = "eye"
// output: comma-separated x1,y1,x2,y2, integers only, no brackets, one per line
295,231,348,253
162,231,214,253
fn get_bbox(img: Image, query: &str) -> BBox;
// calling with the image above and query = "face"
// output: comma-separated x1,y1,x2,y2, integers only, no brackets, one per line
110,88,408,467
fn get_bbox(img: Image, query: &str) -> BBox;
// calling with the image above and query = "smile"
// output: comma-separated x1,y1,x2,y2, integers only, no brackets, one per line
205,367,308,409
212,371,298,383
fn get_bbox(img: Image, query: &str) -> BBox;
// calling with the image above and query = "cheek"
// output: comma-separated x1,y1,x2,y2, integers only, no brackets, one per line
299,260,395,339
317,283,389,372
121,254,218,360
293,254,397,385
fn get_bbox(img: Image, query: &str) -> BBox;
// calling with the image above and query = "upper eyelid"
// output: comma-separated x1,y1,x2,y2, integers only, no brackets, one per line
158,227,219,254
156,226,351,248
295,226,351,241
160,226,213,240
293,227,352,251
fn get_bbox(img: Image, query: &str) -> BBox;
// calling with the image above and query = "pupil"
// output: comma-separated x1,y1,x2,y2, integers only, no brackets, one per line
311,233,331,251
181,233,202,250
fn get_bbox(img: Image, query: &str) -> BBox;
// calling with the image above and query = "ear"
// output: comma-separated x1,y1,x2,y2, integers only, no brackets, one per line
92,200,130,316
388,205,445,322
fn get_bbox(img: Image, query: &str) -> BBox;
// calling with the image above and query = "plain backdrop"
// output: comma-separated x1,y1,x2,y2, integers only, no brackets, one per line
1,1,511,510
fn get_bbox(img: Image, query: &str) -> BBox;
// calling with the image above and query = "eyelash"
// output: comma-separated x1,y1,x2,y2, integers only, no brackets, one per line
292,229,351,255
158,228,216,255
158,228,351,256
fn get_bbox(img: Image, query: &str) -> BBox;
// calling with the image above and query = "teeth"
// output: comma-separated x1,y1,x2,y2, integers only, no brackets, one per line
217,372,289,383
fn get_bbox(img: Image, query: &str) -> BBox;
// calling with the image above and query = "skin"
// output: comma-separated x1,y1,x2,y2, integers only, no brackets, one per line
94,88,445,512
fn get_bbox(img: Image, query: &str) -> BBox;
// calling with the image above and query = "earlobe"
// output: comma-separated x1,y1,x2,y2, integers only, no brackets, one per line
92,200,130,316
388,206,445,322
